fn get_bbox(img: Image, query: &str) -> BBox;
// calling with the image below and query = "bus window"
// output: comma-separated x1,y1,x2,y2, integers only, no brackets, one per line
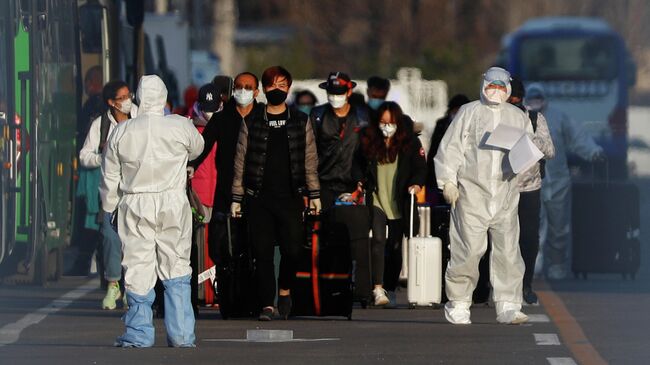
519,37,617,81
78,2,104,54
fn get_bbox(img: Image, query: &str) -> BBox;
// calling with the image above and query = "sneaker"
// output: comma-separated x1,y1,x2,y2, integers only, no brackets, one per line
373,288,389,306
523,288,539,306
258,307,274,321
102,283,122,310
383,291,397,309
278,295,292,320
444,301,471,325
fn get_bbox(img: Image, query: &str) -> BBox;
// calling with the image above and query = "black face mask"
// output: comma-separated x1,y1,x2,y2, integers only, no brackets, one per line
265,89,288,106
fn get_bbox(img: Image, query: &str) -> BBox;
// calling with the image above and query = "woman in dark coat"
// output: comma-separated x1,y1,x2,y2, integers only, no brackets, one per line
356,101,427,308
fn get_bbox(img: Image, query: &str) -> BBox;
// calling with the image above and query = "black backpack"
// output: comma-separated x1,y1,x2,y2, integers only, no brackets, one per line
529,111,545,179
98,112,111,153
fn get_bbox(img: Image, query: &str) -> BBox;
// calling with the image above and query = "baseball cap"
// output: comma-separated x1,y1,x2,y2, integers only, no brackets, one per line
198,83,221,112
318,72,357,95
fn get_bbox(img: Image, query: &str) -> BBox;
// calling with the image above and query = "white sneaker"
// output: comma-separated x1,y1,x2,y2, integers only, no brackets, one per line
444,301,471,325
373,288,389,306
497,310,529,324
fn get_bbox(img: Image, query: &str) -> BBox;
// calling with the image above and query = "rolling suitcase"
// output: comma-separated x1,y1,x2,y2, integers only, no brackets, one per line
215,215,259,319
407,193,442,307
291,211,353,320
571,172,640,279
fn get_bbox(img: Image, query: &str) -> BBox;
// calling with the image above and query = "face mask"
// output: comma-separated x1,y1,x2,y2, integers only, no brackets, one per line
233,88,254,106
525,99,545,112
117,98,132,115
202,111,214,121
367,98,384,110
328,94,347,109
297,105,312,115
379,123,397,138
265,89,288,106
484,88,508,104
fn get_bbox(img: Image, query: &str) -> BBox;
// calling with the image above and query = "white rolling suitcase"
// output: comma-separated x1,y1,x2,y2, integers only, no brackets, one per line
407,192,442,307
399,204,431,283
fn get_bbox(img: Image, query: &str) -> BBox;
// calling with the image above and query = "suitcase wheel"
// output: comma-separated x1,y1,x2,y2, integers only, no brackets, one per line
408,303,416,309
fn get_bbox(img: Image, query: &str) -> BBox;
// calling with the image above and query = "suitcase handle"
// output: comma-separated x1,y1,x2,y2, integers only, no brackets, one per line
409,191,415,239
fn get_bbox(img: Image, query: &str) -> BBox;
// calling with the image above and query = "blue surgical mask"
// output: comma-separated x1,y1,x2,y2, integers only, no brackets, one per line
368,98,384,110
297,105,312,115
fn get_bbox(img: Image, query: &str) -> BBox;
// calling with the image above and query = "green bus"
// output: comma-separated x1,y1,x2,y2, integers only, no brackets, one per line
0,0,145,284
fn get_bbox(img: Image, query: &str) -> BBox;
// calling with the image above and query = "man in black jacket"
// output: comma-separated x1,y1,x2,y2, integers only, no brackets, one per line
189,72,263,263
310,72,368,210
231,66,320,321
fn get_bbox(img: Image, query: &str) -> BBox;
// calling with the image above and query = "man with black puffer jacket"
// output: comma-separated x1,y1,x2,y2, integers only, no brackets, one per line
231,66,320,321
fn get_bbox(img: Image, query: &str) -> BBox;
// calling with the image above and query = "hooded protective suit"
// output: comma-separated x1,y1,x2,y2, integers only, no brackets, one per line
434,67,531,324
100,75,204,347
525,83,603,279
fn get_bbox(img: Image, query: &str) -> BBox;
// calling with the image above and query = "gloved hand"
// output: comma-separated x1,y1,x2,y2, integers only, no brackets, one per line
230,202,242,217
186,166,195,179
309,198,322,215
443,182,459,208
592,149,606,162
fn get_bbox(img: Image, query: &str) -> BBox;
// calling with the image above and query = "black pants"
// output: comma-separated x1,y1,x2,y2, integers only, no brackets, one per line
247,194,304,308
518,189,541,290
372,209,404,292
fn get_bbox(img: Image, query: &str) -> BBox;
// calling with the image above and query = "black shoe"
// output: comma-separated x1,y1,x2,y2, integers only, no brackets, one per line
278,295,292,320
523,288,539,306
258,307,274,321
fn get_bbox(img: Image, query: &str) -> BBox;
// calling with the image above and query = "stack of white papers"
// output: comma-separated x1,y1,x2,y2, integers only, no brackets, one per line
485,124,544,174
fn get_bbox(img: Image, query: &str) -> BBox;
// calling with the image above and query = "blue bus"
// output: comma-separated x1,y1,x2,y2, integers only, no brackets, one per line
497,17,637,178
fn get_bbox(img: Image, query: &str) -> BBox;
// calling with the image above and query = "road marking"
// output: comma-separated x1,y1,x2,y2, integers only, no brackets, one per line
547,358,577,365
534,333,561,345
0,278,98,347
203,338,340,343
538,285,607,365
528,314,551,323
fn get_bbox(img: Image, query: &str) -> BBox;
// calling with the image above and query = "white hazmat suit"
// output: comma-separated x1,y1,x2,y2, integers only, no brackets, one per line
434,67,532,325
100,75,204,347
525,83,603,280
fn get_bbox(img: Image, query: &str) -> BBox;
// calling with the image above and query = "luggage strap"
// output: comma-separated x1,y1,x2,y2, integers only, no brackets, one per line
311,220,321,316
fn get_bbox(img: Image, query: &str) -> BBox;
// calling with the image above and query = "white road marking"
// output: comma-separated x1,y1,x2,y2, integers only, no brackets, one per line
528,314,551,323
547,358,577,365
202,338,340,343
534,333,561,346
0,278,99,346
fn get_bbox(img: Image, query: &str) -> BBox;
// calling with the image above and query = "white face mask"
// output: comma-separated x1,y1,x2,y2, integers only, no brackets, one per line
328,94,348,109
233,88,254,106
525,99,545,112
484,88,508,104
379,123,397,138
117,98,132,115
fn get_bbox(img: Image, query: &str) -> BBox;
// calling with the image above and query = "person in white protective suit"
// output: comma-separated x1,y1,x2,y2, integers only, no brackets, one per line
100,75,204,347
524,83,604,281
434,67,532,325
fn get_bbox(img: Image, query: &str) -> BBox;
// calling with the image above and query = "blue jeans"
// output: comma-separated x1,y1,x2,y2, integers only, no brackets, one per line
100,212,122,282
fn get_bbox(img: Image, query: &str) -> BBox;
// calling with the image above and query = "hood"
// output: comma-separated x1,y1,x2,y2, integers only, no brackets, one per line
524,82,548,112
136,75,167,115
479,67,511,107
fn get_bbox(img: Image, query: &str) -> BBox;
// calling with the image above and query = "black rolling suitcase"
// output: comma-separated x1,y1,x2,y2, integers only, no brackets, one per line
329,205,372,308
571,179,640,279
291,211,354,320
214,215,259,319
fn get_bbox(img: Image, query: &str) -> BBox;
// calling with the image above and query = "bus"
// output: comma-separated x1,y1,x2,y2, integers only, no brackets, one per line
0,0,150,284
497,17,637,179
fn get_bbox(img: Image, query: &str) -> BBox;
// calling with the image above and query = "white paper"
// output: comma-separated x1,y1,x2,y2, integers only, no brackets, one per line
509,134,544,174
198,265,216,284
485,124,526,150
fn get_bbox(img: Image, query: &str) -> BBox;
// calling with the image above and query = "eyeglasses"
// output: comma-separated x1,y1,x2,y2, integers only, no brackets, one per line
114,93,133,102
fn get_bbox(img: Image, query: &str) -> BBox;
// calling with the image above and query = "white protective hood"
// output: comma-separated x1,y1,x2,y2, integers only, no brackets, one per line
136,75,167,116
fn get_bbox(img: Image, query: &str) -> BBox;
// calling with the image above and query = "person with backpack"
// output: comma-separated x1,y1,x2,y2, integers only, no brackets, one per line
310,72,368,210
79,80,133,310
508,77,555,305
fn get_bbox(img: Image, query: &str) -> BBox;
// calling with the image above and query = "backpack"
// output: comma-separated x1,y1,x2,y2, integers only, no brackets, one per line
98,112,111,153
529,111,545,179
